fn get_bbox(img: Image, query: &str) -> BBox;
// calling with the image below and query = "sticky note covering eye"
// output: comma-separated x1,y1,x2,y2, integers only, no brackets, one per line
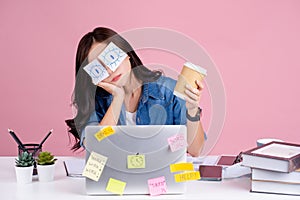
106,178,127,195
168,133,186,152
170,162,194,173
98,42,127,72
94,126,115,142
82,151,107,181
148,176,167,196
127,154,145,169
174,171,201,182
83,59,109,85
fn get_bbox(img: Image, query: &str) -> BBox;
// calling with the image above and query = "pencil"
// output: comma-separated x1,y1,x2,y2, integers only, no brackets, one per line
33,129,53,154
8,129,26,151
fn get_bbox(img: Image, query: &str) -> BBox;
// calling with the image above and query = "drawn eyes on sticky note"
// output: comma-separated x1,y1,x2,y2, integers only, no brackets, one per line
83,59,109,85
127,154,145,169
98,42,127,72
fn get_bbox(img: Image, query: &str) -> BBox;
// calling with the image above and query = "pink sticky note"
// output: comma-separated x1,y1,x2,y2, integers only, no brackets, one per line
168,133,186,152
148,176,167,196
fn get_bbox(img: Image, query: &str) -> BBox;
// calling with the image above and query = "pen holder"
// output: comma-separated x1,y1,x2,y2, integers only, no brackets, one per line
18,144,42,175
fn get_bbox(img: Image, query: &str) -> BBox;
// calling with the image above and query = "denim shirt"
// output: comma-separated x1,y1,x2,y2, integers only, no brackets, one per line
80,76,187,145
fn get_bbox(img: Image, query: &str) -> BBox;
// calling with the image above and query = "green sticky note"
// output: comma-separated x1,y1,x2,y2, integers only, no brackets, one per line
106,178,126,195
127,154,145,169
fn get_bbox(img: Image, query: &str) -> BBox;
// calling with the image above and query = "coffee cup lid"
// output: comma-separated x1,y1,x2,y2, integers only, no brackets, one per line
184,62,207,76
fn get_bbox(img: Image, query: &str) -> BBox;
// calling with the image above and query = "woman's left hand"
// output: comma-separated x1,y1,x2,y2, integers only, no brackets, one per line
184,80,204,111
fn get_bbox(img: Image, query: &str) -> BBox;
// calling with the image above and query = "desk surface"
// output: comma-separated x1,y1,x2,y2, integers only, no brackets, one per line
1,157,299,200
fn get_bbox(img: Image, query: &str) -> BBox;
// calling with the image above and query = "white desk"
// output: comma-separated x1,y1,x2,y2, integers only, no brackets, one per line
1,157,298,200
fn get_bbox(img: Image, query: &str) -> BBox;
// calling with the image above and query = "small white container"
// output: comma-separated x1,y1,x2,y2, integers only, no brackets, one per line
37,164,55,182
15,165,34,184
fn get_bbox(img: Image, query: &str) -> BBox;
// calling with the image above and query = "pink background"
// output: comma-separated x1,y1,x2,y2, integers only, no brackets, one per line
1,0,300,156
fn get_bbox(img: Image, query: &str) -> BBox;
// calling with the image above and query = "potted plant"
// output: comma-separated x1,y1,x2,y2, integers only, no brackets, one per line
15,151,35,184
36,151,57,182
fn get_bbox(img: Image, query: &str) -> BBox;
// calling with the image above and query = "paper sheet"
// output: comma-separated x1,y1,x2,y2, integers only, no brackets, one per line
63,158,85,177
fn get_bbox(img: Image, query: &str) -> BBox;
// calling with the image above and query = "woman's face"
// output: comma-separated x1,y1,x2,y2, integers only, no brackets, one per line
87,42,132,87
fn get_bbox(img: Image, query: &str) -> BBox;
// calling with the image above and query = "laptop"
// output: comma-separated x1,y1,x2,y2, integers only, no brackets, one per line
84,125,187,195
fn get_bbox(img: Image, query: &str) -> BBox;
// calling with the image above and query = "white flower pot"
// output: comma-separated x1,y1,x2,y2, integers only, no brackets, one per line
15,165,34,184
37,164,55,182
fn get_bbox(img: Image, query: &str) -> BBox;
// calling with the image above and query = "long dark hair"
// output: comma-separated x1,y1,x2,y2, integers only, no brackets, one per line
65,27,162,151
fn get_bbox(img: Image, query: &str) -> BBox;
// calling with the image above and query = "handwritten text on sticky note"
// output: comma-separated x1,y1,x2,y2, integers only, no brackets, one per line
127,154,145,169
148,176,167,196
106,178,127,195
168,133,186,152
174,171,200,182
170,162,194,173
82,151,107,181
94,126,115,142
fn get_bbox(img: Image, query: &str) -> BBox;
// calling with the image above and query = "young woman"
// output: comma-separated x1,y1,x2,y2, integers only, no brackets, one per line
66,27,205,157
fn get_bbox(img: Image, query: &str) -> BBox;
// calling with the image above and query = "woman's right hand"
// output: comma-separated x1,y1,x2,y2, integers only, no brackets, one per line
97,82,125,99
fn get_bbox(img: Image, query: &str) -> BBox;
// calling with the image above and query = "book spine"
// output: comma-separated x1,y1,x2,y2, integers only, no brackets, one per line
252,168,300,184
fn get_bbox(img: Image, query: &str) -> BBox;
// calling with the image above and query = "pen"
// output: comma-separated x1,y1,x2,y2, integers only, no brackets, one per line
233,152,243,164
33,129,53,154
8,129,26,151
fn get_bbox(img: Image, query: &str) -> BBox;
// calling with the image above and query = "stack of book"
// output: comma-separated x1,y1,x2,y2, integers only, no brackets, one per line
242,141,300,196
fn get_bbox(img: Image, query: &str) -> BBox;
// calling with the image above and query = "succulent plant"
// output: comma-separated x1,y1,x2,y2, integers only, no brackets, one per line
15,151,35,167
37,151,57,165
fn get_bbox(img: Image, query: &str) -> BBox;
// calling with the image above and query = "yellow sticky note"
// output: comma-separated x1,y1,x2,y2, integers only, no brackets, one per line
170,162,194,173
127,154,145,169
82,151,107,181
94,126,115,141
174,171,201,182
106,178,127,195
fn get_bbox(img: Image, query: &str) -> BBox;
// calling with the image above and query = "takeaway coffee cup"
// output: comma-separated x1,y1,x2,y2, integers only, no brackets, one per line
174,62,207,99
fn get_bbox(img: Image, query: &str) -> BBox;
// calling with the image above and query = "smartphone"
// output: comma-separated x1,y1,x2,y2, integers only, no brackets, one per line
199,165,222,181
216,155,236,166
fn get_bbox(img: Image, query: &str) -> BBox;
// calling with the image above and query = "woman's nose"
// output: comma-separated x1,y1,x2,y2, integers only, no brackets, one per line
105,66,113,75
98,59,113,75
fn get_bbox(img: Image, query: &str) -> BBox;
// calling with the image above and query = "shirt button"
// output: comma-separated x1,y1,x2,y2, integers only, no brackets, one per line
137,117,140,123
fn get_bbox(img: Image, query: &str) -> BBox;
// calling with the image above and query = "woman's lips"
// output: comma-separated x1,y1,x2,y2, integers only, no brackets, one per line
111,74,121,82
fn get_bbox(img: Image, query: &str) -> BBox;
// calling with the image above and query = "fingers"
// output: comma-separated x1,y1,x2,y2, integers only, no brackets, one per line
184,94,199,108
97,82,113,93
184,81,204,110
97,82,125,98
97,82,119,95
185,88,199,102
195,80,204,90
184,84,202,101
